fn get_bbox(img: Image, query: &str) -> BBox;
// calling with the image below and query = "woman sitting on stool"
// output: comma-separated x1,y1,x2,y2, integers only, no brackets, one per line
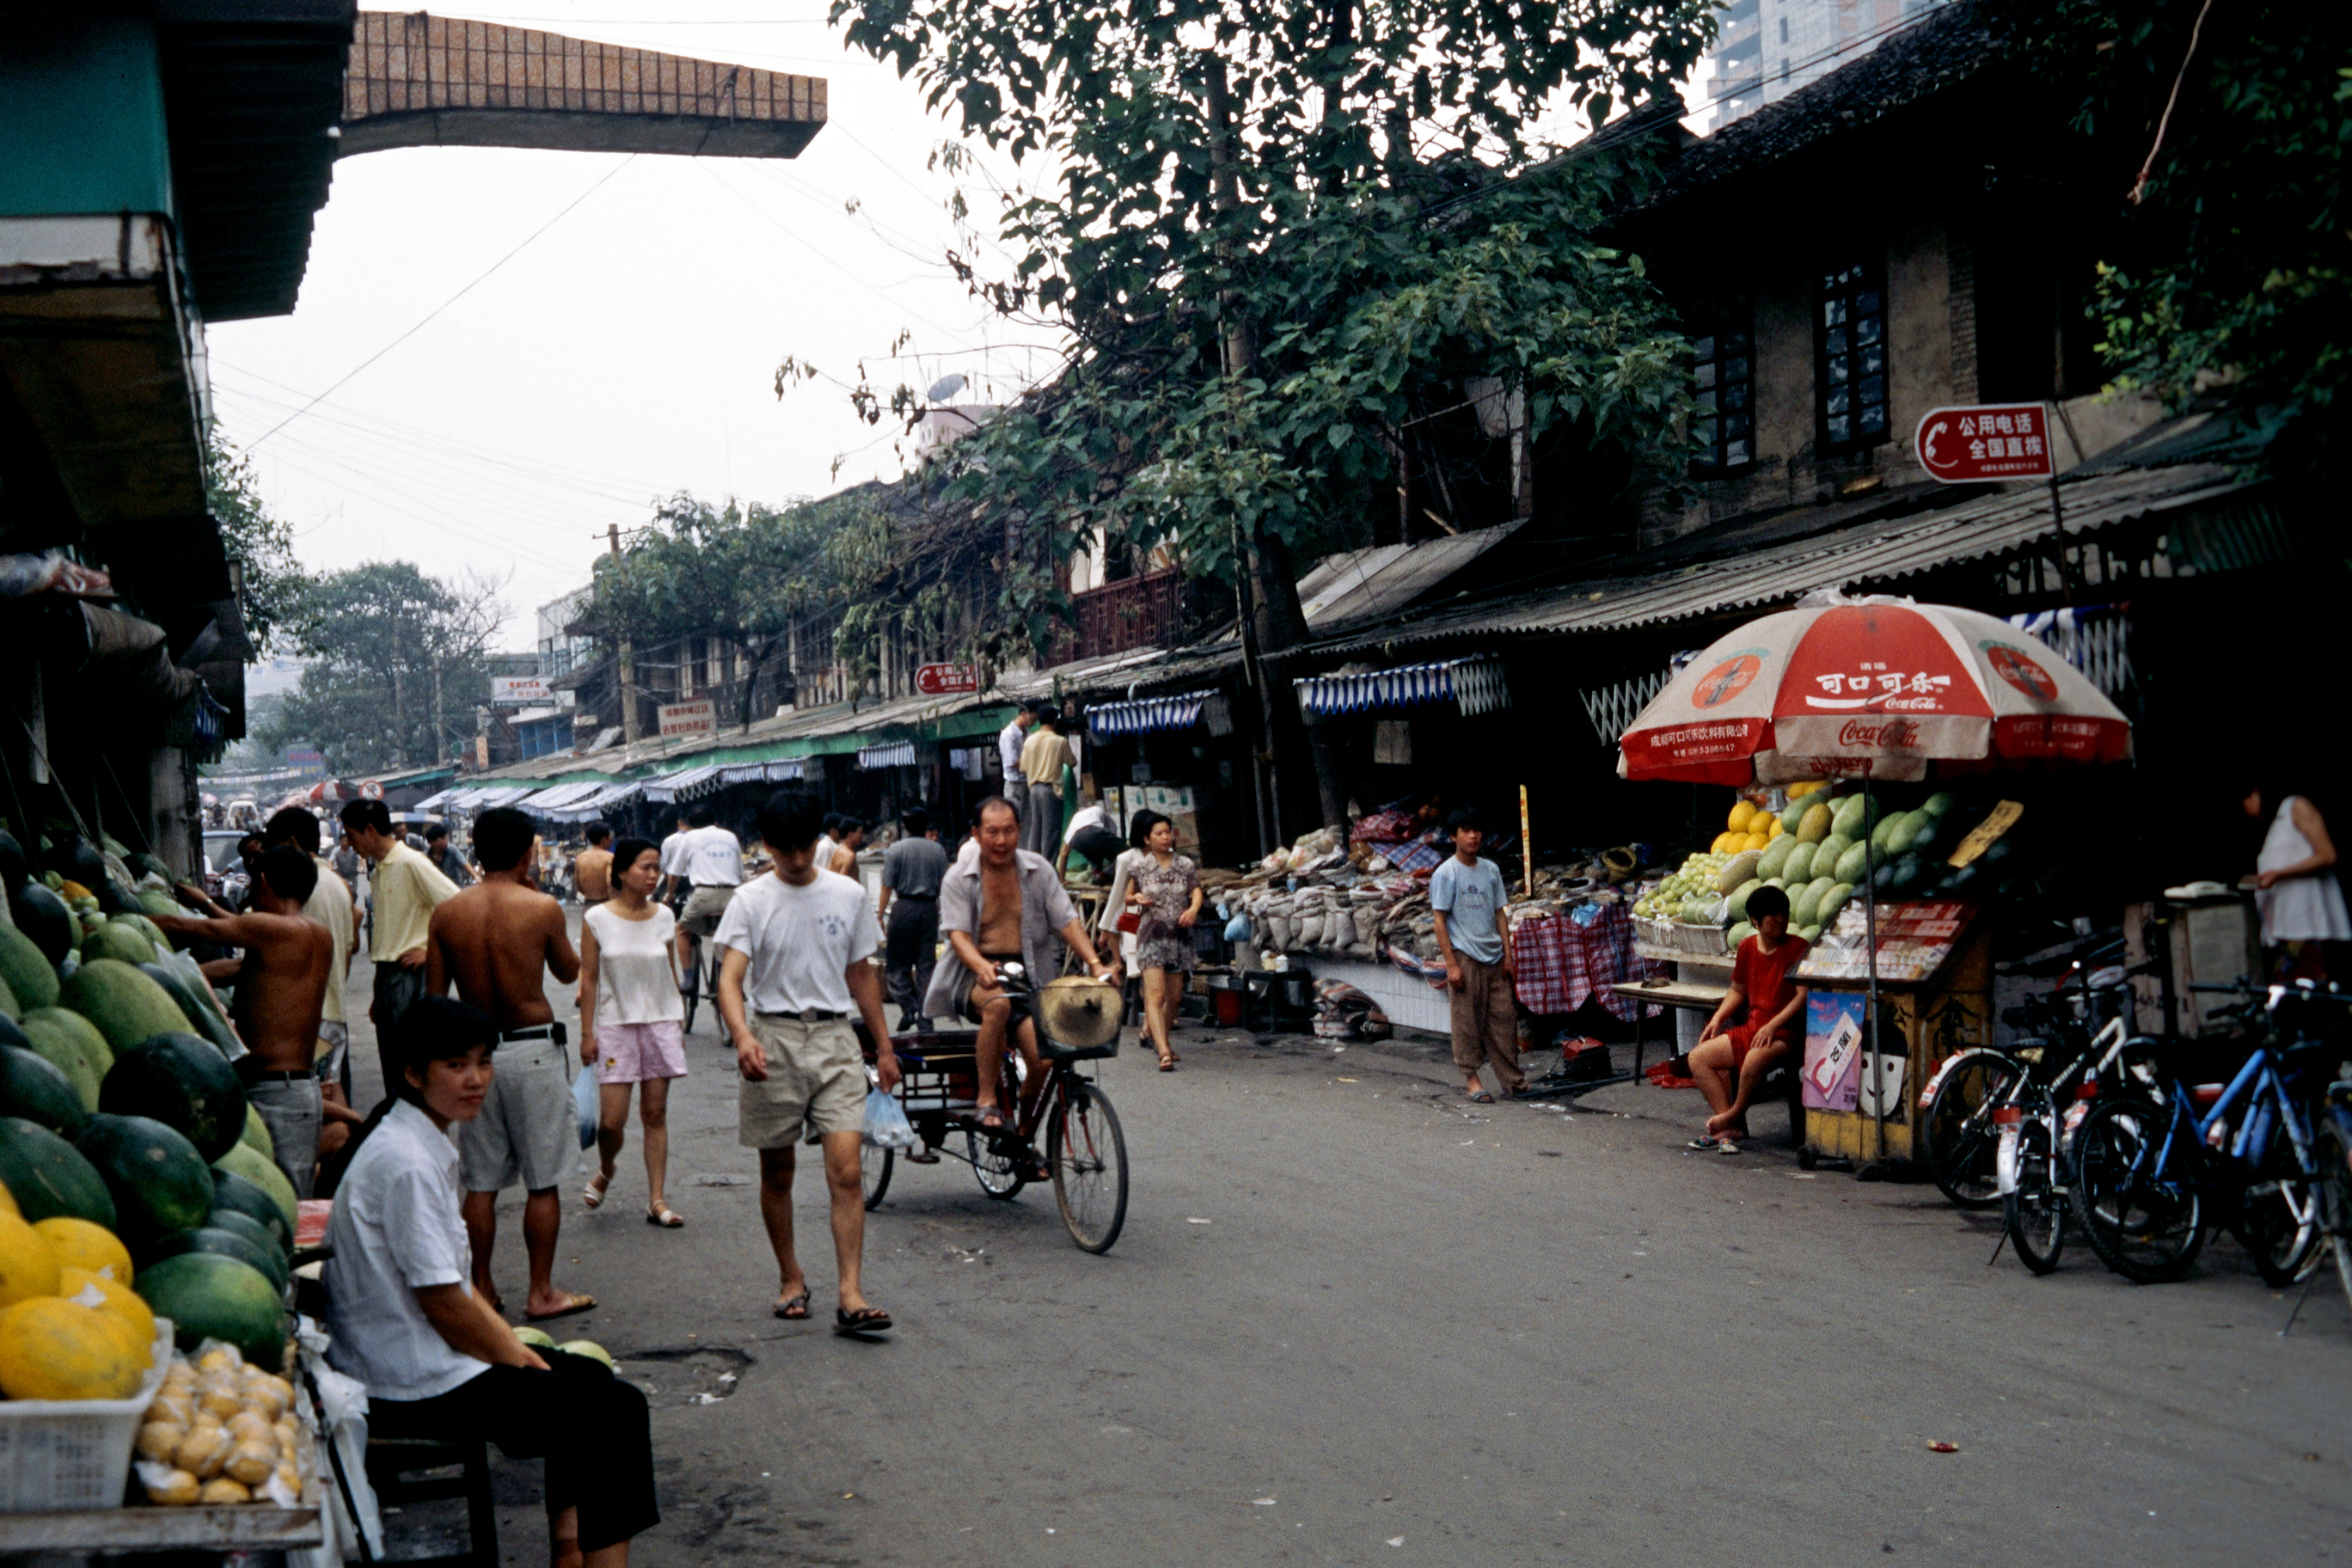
323,995,658,1568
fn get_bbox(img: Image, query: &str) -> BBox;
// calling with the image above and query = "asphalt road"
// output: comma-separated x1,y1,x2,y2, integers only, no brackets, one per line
341,952,2352,1566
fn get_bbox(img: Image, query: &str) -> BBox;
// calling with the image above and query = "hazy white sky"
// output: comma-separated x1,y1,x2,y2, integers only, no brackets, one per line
209,2,1057,648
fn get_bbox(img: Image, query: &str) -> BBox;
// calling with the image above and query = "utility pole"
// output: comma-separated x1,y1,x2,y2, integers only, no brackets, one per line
431,656,445,765
609,524,641,746
389,609,407,768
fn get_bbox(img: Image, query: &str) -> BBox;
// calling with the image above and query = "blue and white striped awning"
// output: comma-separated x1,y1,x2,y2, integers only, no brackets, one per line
469,785,538,810
1294,656,1512,718
516,781,606,814
413,787,457,811
1087,689,1213,737
640,763,727,805
764,759,805,781
856,740,917,770
720,762,770,785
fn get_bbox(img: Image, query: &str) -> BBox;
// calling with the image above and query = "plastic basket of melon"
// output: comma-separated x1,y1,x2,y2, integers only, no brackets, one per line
0,1014,301,1509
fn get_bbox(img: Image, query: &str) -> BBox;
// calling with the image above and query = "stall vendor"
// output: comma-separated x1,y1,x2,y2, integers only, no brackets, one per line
1687,884,1809,1155
323,995,658,1568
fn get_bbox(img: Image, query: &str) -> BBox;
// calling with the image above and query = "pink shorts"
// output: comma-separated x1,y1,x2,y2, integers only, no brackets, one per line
595,1020,688,1084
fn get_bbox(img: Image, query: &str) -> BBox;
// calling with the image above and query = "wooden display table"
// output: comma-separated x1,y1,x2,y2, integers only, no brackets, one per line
1608,977,1730,1085
0,1504,322,1553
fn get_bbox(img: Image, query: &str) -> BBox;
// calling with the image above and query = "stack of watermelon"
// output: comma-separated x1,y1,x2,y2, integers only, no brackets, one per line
0,830,291,1373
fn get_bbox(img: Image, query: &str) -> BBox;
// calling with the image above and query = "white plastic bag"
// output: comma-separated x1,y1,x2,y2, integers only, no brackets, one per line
864,1087,920,1152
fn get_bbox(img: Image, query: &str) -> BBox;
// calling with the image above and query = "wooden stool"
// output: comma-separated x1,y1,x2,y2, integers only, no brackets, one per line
364,1436,499,1568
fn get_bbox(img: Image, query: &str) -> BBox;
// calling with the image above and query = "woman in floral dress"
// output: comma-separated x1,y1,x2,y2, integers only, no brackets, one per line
1122,810,1203,1070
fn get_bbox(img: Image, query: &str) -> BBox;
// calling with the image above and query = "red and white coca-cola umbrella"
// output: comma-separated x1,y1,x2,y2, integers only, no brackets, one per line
1617,595,2130,786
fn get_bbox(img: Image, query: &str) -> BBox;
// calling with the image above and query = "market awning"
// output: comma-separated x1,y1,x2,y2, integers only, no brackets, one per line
1295,657,1512,718
856,741,916,770
516,781,606,814
472,786,538,809
413,787,457,811
1087,689,1215,737
640,763,727,805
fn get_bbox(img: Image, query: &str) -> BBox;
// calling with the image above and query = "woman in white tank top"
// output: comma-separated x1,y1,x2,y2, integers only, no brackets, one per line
579,838,689,1226
2245,787,2349,981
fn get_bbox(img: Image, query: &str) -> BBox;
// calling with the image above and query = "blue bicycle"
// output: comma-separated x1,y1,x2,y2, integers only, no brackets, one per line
2073,983,2336,1284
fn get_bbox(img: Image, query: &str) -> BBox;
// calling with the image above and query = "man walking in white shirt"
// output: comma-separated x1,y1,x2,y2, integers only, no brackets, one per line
715,787,900,1335
996,701,1038,819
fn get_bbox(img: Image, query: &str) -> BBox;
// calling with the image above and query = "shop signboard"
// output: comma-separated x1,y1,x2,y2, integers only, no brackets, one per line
1914,402,2056,482
658,698,716,737
282,747,326,778
915,662,979,696
492,676,552,706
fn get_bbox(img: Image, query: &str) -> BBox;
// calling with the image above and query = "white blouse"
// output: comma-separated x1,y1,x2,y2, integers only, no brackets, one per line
585,902,685,1026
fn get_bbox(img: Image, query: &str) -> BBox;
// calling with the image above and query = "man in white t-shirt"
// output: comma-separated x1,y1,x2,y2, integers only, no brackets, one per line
714,787,900,1336
671,803,744,990
657,812,692,904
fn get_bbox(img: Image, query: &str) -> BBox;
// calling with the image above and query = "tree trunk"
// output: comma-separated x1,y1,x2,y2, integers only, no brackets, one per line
1207,58,1350,838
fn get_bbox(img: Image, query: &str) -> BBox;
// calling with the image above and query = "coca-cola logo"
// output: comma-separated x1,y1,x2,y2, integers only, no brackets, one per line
1838,718,1921,749
1691,652,1765,708
1981,641,2060,701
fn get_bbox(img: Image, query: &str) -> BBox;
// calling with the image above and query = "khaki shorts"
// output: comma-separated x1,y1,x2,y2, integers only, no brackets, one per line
679,884,736,938
738,1014,867,1149
457,1039,580,1192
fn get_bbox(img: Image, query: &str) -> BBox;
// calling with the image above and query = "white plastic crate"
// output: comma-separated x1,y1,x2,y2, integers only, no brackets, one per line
0,1319,174,1513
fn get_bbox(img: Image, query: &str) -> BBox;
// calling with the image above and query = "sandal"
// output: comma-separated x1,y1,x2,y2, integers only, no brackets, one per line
1157,1054,1176,1072
834,1306,892,1337
975,1107,1008,1130
582,1172,610,1209
1467,1090,1496,1105
774,1290,812,1320
646,1202,685,1228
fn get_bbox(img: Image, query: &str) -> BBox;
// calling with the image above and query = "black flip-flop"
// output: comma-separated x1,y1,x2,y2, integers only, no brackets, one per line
774,1291,811,1320
834,1306,892,1336
975,1108,1008,1130
1467,1090,1496,1105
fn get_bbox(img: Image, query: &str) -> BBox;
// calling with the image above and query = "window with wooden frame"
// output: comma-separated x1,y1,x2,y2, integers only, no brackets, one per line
1690,296,1756,473
1816,255,1889,452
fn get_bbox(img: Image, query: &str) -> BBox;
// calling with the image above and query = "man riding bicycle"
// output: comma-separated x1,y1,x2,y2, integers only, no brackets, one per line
922,795,1119,1132
671,804,744,997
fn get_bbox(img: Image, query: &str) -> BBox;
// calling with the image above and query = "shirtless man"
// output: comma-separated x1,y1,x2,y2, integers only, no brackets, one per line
426,805,590,1322
573,824,615,908
922,796,1118,1134
156,847,334,1197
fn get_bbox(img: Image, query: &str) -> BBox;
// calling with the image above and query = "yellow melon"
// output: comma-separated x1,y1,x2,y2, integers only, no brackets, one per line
0,1296,145,1400
1727,800,1757,834
34,1217,132,1284
0,1180,18,1220
0,1209,61,1308
58,1266,156,1359
1743,832,1770,853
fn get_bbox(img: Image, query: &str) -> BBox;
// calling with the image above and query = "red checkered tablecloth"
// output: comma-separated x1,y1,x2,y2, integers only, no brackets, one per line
1512,903,1665,1020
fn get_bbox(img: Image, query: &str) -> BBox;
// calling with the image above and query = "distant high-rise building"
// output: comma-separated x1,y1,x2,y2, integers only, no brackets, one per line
1691,0,1947,131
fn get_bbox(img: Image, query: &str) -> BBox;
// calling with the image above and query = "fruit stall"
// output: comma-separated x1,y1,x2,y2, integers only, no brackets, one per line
0,828,324,1551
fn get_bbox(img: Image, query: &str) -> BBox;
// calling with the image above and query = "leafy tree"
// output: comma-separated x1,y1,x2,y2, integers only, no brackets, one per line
258,562,505,774
1997,1,2350,452
204,436,308,654
588,492,891,731
815,0,1718,827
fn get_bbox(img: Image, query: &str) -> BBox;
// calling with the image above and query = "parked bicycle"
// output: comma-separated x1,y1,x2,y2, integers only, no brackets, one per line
2315,1076,2352,1314
2073,981,2341,1284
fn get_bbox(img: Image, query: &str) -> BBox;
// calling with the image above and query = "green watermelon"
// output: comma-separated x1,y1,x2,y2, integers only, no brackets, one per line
99,1032,246,1161
136,965,241,1060
142,1225,288,1291
240,1103,269,1156
17,1017,100,1112
1920,791,1957,818
1756,836,1796,879
7,883,73,966
59,960,188,1054
1834,839,1872,885
1725,879,1763,922
1886,811,1926,856
1724,920,1755,947
1779,798,1810,836
1781,842,1818,885
24,1008,112,1086
133,1252,285,1369
211,1170,294,1259
1889,853,1928,895
75,1112,215,1244
202,1206,290,1271
83,922,156,967
0,973,15,1023
1830,794,1867,842
0,1045,87,1138
0,1116,117,1228
212,1140,296,1231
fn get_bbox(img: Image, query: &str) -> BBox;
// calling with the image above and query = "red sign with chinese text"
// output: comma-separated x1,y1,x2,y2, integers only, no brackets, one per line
1914,403,2056,482
915,663,979,696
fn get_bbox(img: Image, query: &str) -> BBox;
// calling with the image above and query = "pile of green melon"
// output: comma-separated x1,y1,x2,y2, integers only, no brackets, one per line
1718,791,1965,946
0,830,291,1371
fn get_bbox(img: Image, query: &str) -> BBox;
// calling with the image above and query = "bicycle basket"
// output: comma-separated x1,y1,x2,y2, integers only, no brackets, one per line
1035,976,1123,1061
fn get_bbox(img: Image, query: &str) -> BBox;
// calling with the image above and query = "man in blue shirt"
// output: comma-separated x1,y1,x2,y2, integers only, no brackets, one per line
1429,808,1524,1102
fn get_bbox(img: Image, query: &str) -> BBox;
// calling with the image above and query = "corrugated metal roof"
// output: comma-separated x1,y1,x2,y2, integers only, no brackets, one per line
1306,462,2257,657
1295,523,1522,629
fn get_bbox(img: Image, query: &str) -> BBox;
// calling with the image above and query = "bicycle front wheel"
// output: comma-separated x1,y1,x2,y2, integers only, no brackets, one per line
2074,1098,2204,1283
2005,1115,2066,1275
1925,1050,2022,1210
1050,1081,1129,1254
2233,1112,2320,1288
2316,1117,2352,1316
861,1143,894,1210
